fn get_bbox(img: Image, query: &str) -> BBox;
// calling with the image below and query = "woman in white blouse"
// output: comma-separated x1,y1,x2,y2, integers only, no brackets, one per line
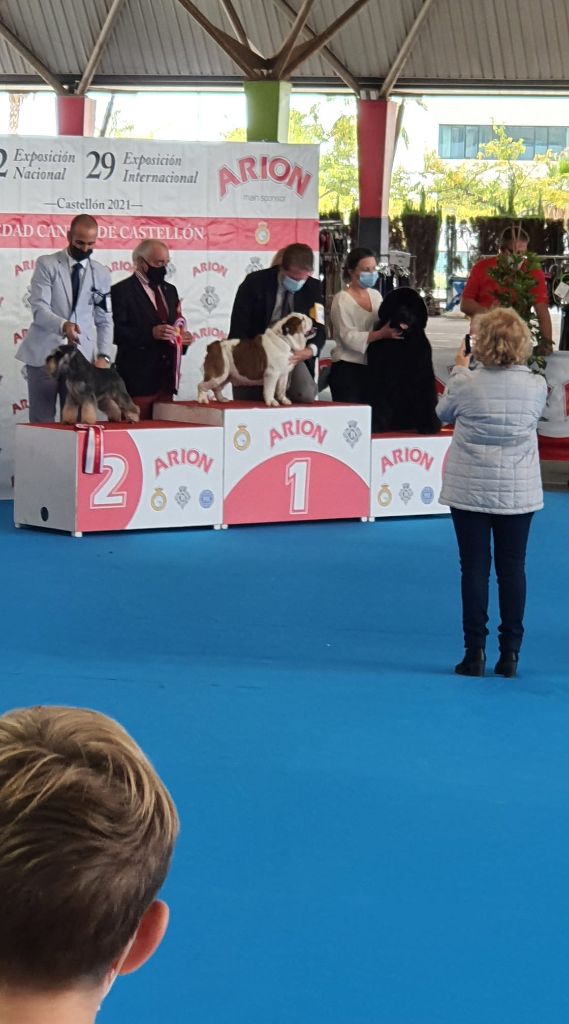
329,248,404,402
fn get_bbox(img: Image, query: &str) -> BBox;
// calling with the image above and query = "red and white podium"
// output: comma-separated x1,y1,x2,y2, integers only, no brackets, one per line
369,430,452,519
14,421,224,535
154,401,371,525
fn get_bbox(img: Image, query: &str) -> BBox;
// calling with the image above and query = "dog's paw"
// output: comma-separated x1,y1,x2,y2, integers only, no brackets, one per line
61,403,78,425
80,403,97,425
279,397,292,406
197,393,210,405
216,394,230,403
267,399,279,408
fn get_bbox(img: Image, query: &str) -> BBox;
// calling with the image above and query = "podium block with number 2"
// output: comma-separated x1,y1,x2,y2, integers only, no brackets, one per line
14,422,224,534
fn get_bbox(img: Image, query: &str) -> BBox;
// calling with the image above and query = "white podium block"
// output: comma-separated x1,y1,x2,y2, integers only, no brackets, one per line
14,421,223,534
155,401,371,524
369,431,452,518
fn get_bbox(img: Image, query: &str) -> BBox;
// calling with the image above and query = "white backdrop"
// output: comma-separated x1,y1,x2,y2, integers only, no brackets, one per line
0,137,319,496
432,349,569,439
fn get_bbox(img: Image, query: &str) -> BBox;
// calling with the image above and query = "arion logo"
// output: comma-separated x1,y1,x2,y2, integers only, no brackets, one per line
218,155,313,199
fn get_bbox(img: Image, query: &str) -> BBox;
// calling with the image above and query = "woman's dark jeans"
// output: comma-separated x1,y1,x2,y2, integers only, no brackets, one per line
450,508,534,653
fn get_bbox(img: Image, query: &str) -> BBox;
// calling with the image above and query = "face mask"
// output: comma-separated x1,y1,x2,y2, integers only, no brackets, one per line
282,275,306,294
68,245,92,262
359,271,379,288
145,263,167,286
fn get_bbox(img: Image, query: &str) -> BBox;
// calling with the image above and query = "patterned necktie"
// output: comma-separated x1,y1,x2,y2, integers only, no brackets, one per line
151,284,169,322
71,262,81,312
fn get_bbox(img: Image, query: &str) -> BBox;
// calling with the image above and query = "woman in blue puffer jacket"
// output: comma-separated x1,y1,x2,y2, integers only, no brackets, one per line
437,307,547,678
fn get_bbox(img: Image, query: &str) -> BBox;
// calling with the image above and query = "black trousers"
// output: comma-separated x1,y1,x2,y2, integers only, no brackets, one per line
329,361,368,404
450,508,534,653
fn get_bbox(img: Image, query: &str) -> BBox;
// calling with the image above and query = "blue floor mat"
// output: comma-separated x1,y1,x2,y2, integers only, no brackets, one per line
1,497,568,1024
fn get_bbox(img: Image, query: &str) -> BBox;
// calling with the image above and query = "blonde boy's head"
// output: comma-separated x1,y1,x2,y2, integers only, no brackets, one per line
0,706,179,991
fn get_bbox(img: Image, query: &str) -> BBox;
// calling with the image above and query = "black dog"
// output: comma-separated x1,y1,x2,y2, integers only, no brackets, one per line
366,287,440,434
45,346,140,425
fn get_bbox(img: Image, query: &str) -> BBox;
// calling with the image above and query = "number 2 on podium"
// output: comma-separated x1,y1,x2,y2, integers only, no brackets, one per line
286,457,311,515
89,455,128,509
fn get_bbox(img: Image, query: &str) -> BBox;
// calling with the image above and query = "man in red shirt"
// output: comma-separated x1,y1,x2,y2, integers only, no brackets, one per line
461,226,553,352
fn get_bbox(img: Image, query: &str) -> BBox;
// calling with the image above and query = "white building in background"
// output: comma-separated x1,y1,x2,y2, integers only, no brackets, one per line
392,95,569,298
393,94,569,172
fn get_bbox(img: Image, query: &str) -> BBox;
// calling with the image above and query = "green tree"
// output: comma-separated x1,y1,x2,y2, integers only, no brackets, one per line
225,103,359,220
390,124,569,219
488,250,549,368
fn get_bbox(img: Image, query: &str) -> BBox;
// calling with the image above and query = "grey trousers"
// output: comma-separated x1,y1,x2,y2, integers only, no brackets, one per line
26,365,66,424
233,362,317,403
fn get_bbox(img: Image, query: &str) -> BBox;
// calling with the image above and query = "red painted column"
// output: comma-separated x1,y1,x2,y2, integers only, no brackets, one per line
357,96,398,256
56,96,96,136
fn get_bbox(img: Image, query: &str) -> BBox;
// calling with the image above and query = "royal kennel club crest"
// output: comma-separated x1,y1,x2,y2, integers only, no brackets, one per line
343,420,362,449
399,482,413,505
233,425,251,452
245,256,264,275
200,285,220,314
174,485,191,509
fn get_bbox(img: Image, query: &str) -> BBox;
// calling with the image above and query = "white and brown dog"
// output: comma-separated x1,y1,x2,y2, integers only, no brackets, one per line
197,313,315,407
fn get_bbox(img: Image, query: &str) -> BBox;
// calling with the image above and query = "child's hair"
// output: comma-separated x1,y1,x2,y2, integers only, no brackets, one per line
0,705,179,991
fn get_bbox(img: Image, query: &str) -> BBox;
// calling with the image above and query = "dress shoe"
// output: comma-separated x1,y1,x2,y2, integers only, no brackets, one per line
454,648,486,676
494,652,519,678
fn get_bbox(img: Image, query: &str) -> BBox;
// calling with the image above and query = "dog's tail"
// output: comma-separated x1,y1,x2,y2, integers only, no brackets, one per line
203,341,225,381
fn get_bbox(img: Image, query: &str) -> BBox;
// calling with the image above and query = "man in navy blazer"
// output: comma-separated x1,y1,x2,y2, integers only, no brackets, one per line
228,242,325,402
16,214,113,423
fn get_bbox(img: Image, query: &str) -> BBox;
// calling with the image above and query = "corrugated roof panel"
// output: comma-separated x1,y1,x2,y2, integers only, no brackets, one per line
0,38,29,76
0,0,110,76
405,0,568,84
295,0,422,79
0,0,568,88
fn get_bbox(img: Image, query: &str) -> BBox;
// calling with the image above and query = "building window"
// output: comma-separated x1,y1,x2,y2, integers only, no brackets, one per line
438,124,569,160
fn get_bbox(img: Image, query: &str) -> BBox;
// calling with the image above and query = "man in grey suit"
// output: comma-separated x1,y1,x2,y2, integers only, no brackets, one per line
16,214,113,423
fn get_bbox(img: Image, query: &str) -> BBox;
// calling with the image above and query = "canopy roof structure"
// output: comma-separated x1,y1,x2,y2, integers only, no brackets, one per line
0,0,566,97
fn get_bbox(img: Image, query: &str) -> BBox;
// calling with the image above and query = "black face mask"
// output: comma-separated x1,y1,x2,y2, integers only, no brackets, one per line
68,245,93,262
144,263,167,287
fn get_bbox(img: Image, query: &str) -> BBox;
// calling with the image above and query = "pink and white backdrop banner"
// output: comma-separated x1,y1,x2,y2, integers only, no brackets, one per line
0,137,319,497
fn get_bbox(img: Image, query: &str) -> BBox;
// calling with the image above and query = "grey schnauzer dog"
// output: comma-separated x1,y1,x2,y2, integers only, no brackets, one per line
45,345,140,425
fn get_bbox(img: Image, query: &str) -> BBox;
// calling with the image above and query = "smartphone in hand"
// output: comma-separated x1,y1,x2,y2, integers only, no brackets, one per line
464,333,471,355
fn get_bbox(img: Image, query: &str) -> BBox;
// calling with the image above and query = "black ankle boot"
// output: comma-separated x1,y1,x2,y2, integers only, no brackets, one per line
494,652,519,678
455,648,486,677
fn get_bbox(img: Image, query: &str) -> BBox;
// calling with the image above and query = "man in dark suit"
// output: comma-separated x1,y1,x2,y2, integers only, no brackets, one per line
111,241,192,419
228,242,325,402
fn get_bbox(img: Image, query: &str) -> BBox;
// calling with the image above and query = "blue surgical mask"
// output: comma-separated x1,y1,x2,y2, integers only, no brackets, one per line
282,275,306,293
359,271,379,288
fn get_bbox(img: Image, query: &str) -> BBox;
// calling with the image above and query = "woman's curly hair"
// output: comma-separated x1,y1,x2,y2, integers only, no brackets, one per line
474,307,533,367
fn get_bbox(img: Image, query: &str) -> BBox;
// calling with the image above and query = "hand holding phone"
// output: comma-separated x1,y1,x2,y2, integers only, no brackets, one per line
464,333,471,355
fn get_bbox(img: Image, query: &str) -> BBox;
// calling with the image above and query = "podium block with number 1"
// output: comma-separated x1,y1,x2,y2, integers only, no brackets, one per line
154,401,371,525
